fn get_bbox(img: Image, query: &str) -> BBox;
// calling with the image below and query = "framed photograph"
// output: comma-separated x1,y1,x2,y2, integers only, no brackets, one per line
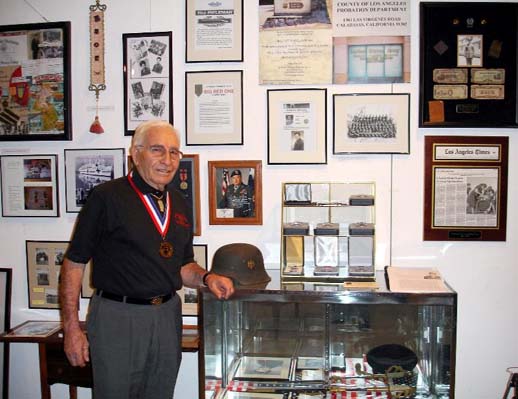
1,320,61,342
0,22,72,141
64,148,126,213
25,240,68,309
419,2,518,127
267,89,327,165
185,70,243,145
171,154,201,236
0,268,12,399
234,356,292,380
186,0,243,63
178,244,207,316
333,93,410,154
0,154,59,217
123,31,173,135
208,160,262,225
424,136,508,241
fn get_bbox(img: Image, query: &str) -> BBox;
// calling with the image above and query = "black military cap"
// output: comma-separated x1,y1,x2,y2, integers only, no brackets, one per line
230,169,241,177
211,243,270,288
366,344,418,374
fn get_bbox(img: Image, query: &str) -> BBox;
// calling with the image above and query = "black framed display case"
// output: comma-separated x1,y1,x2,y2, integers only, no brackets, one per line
419,2,518,128
200,274,457,399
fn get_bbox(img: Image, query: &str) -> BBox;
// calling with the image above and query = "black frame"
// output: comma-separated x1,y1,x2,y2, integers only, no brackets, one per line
419,2,518,128
0,268,12,399
0,21,72,141
122,31,173,136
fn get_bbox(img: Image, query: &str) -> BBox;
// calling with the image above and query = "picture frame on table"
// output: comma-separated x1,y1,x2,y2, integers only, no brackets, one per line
185,0,244,63
333,93,410,154
25,241,68,309
64,148,126,213
171,154,201,236
1,320,61,341
0,22,72,142
423,136,508,241
0,268,12,399
178,244,207,316
234,356,292,380
185,70,243,145
208,160,262,225
419,2,518,128
0,154,59,217
267,89,327,165
123,31,173,135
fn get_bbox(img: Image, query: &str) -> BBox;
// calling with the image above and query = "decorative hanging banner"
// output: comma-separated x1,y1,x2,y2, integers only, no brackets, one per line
89,0,107,133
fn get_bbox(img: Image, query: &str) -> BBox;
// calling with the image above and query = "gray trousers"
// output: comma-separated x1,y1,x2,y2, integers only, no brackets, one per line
86,293,182,399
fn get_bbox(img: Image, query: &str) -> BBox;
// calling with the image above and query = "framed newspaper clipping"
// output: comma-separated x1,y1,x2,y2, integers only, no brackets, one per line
419,2,518,128
424,136,508,241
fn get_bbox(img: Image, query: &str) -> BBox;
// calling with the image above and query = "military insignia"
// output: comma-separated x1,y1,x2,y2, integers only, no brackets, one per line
247,259,255,270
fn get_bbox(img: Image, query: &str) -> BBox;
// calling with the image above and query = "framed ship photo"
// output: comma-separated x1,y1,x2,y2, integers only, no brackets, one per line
419,2,518,127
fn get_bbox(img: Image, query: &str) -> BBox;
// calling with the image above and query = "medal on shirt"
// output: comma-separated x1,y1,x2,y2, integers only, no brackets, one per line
127,172,174,258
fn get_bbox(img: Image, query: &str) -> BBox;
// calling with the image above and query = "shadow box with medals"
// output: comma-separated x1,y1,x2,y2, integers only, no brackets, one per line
419,2,518,128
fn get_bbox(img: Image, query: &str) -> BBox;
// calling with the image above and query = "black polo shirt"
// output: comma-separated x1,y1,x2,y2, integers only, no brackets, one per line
66,170,194,298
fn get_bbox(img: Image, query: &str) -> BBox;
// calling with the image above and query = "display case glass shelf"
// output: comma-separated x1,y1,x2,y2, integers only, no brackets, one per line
280,182,376,283
200,274,456,399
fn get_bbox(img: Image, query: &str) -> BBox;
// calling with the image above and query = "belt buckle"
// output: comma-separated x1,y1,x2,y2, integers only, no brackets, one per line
150,296,163,305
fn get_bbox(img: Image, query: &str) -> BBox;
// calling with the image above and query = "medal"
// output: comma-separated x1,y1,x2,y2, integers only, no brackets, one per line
179,168,188,190
159,241,174,258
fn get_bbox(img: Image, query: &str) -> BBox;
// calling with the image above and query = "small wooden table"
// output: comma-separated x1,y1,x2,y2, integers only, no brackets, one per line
0,321,199,399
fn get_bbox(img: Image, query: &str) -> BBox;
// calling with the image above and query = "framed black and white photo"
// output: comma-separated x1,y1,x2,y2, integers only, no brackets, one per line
0,22,72,141
234,356,292,380
123,31,173,135
178,244,207,316
186,0,244,63
25,241,68,309
333,93,410,154
64,148,125,213
185,70,243,145
267,89,327,165
0,154,59,217
0,268,12,399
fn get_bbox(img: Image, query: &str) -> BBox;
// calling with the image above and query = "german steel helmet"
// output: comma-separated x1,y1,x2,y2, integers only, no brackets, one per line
211,243,271,287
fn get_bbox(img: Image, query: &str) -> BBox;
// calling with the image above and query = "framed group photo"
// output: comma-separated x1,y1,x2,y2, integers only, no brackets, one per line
333,93,410,154
186,0,244,63
178,244,207,316
185,70,243,145
123,31,173,135
267,89,327,165
0,268,12,399
64,148,126,213
208,160,262,225
0,154,59,217
0,22,72,141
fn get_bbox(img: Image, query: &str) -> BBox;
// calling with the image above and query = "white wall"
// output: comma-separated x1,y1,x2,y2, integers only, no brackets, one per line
1,0,517,398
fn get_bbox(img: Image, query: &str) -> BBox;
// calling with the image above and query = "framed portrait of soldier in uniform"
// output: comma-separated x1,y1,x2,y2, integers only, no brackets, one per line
208,160,262,225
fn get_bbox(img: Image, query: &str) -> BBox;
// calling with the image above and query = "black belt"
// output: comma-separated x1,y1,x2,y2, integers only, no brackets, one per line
96,290,173,305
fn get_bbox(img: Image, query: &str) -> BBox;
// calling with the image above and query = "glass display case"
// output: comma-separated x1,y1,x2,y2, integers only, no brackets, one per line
280,182,376,283
200,273,456,399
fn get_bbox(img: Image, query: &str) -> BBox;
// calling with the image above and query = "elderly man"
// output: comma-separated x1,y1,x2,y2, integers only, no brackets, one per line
60,120,234,399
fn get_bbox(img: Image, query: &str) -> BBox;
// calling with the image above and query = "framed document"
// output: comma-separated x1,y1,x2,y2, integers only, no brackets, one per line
0,268,11,399
178,244,207,316
424,136,508,241
0,22,72,141
122,31,173,135
419,2,518,127
64,148,126,213
25,241,69,309
208,160,262,225
0,154,59,217
185,70,243,145
267,89,327,165
333,93,410,154
186,0,243,62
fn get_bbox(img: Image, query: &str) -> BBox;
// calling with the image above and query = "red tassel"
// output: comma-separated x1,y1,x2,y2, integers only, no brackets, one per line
89,116,104,134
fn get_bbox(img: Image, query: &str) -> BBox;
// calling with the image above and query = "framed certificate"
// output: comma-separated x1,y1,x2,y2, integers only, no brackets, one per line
419,2,518,127
424,136,508,241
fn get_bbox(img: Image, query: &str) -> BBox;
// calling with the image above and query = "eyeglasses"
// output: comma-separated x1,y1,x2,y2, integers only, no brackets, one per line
139,145,183,160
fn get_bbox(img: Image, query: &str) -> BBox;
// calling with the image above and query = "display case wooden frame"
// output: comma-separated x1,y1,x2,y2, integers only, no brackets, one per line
123,31,173,135
208,160,262,225
419,2,518,128
0,22,72,141
424,136,508,241
0,154,59,217
267,89,327,165
0,268,11,399
64,148,126,213
178,244,207,316
185,0,243,63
